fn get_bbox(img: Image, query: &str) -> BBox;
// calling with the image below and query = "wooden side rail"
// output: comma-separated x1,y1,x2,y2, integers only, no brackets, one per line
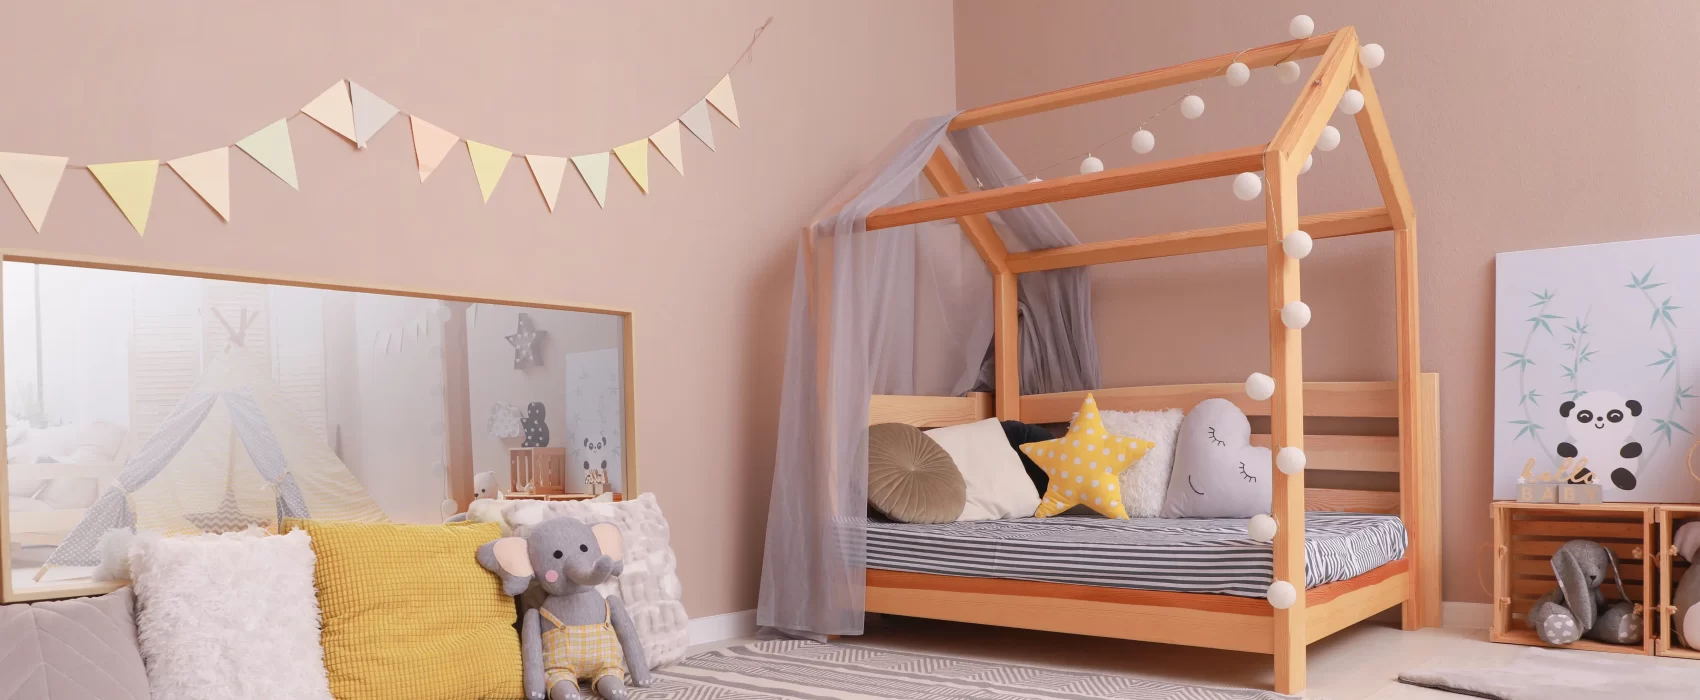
1021,381,1403,421
864,145,1265,231
950,33,1337,130
1005,207,1393,273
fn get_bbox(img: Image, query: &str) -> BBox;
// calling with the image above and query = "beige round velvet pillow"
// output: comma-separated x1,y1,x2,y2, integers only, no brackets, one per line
867,423,966,523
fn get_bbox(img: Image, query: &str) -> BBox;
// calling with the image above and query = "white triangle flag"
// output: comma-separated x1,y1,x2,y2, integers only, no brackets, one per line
650,122,685,175
571,153,611,209
0,152,69,233
525,155,569,212
679,99,716,152
705,74,741,128
236,119,299,189
167,147,231,221
350,82,400,148
301,80,357,144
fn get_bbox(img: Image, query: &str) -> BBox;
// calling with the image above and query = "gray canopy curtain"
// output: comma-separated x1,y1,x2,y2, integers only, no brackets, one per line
757,116,1099,637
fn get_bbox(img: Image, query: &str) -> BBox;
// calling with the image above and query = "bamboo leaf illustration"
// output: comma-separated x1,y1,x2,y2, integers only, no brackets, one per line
1529,289,1554,306
1561,365,1576,380
1677,386,1697,409
1520,389,1542,407
1562,389,1587,400
1651,349,1677,378
1508,419,1543,441
1654,419,1692,444
1502,352,1534,370
1527,316,1555,334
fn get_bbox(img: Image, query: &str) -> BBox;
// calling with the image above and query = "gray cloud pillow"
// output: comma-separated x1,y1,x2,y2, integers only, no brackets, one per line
1160,398,1272,518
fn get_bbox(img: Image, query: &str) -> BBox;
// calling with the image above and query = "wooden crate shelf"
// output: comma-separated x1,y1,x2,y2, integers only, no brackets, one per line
1658,505,1700,659
1491,501,1655,655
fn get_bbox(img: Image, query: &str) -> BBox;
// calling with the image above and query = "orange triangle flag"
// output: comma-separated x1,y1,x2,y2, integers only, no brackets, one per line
301,80,357,144
525,155,569,212
0,152,69,233
167,148,231,221
410,116,460,182
650,122,685,175
706,75,741,128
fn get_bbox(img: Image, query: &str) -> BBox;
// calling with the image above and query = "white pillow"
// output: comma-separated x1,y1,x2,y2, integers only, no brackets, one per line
1100,408,1184,518
129,527,332,700
925,418,1040,520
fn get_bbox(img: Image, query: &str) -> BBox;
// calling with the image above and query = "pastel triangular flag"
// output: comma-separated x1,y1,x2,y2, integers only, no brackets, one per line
705,74,741,128
0,152,68,233
236,119,299,189
300,80,357,144
465,141,512,203
410,116,459,182
679,99,716,152
612,140,650,194
650,122,685,175
350,82,400,148
571,153,610,209
167,148,231,221
88,160,160,235
525,155,569,212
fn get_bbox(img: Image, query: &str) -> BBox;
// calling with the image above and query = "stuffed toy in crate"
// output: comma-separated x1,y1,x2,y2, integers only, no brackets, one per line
1526,539,1642,645
1674,521,1700,649
478,516,653,700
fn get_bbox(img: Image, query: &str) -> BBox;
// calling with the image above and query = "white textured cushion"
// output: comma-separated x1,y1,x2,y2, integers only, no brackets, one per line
1100,409,1185,518
129,528,331,700
0,588,150,700
926,418,1041,520
470,493,689,669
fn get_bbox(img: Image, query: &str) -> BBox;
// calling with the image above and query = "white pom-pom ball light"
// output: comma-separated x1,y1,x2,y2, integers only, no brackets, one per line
1080,156,1104,174
1131,129,1155,154
1267,580,1298,609
1030,176,1043,184
1339,89,1365,115
1316,125,1341,151
1180,95,1206,120
1301,154,1314,175
440,498,460,520
1248,514,1278,543
1276,61,1302,84
1232,172,1263,201
1289,15,1315,39
1360,43,1385,69
1246,372,1276,401
1276,447,1307,475
1282,230,1313,259
1226,62,1251,87
1281,301,1312,330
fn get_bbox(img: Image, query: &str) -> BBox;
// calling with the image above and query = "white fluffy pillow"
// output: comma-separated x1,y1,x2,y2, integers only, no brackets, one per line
1100,408,1185,518
925,418,1041,520
129,527,331,700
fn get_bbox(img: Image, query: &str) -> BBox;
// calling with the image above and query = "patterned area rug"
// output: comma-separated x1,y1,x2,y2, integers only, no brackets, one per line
636,640,1294,699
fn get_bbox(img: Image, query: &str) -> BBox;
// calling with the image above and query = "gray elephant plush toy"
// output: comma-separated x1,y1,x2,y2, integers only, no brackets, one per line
1527,539,1642,645
477,516,653,700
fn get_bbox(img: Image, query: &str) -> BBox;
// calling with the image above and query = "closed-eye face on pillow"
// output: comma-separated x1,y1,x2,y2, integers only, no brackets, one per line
1159,398,1272,518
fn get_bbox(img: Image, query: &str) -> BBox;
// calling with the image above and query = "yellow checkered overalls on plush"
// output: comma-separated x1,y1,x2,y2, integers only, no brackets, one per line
538,602,626,689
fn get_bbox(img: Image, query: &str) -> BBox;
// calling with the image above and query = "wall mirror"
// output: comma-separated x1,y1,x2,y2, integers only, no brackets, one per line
0,255,634,602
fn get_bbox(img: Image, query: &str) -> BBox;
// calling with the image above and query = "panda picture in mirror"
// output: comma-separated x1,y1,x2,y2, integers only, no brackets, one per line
1557,391,1643,490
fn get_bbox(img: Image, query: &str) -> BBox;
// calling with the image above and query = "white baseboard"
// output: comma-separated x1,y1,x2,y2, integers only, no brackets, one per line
1443,601,1492,629
689,609,758,646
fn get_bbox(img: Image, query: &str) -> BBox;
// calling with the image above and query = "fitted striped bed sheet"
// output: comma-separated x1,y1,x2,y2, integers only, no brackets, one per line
865,512,1407,598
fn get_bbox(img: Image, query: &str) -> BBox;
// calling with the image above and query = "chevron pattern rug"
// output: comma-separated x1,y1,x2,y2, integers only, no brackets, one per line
635,640,1294,699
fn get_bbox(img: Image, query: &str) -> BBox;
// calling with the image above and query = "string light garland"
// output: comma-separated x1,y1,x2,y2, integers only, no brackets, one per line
1267,580,1298,609
1245,372,1276,401
1225,62,1251,87
1248,513,1278,542
1316,125,1342,151
1232,172,1263,201
1130,129,1155,154
1282,230,1313,259
1338,88,1365,115
1276,447,1307,475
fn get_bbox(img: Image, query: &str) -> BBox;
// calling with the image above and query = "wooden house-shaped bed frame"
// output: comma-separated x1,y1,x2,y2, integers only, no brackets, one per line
858,28,1438,695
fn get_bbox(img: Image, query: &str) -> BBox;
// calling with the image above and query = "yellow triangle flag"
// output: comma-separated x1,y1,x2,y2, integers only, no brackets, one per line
236,119,299,189
650,122,685,175
465,141,512,202
0,152,69,233
88,160,160,235
612,140,650,194
525,155,569,212
571,153,610,209
706,75,740,128
300,80,357,144
167,148,231,221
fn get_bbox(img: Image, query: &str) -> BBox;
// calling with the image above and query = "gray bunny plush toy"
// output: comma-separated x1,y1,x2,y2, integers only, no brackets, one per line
1527,539,1642,645
478,516,653,700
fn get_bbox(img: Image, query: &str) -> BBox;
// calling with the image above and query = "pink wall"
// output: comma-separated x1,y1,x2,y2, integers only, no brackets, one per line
956,0,1700,604
0,1,956,617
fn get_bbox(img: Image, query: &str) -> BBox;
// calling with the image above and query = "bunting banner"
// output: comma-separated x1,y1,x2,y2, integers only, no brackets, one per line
0,16,766,233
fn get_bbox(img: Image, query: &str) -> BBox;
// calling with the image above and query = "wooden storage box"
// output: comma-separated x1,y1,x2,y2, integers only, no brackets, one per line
510,447,568,495
1658,505,1700,659
1491,501,1654,655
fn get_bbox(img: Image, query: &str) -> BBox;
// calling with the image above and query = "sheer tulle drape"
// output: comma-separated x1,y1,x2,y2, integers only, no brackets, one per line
756,117,1099,637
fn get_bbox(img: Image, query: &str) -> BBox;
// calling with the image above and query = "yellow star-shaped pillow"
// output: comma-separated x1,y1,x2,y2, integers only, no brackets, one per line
1018,394,1153,519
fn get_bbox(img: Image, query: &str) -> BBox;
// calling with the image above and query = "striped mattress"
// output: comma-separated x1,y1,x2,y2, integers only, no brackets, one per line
866,512,1407,598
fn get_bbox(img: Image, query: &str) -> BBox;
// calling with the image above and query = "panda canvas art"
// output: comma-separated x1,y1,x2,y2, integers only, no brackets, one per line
1494,234,1700,502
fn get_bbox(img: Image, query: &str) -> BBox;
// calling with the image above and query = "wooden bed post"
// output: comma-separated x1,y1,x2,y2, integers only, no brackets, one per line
1265,156,1307,695
921,148,1020,419
1351,63,1438,629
